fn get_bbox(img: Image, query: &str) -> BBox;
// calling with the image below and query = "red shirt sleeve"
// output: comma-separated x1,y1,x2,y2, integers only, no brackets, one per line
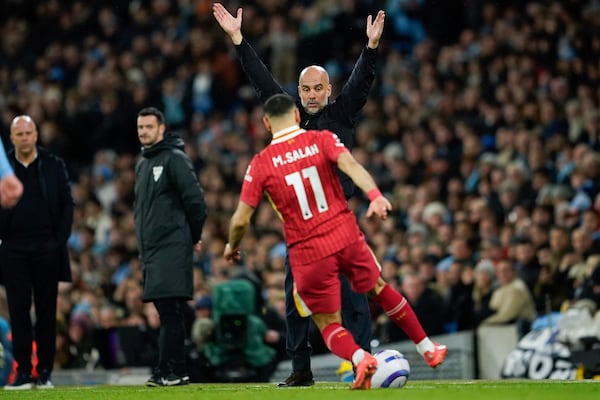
319,129,349,163
240,155,264,207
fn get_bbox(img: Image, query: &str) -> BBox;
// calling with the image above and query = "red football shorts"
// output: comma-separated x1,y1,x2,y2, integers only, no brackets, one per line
292,237,381,316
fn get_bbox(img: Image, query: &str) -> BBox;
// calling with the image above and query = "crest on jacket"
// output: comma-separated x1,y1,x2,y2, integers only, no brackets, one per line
153,166,164,182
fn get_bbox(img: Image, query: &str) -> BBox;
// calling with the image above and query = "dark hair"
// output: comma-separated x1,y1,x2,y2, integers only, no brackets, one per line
138,107,165,125
264,94,296,118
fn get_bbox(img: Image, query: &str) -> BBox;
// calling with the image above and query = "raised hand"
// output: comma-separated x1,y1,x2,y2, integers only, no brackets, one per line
212,3,244,45
366,10,385,49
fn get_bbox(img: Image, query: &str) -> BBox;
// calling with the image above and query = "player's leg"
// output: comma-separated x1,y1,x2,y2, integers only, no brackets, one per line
341,238,448,369
311,311,377,390
368,277,448,368
277,255,314,387
339,274,371,352
298,254,375,390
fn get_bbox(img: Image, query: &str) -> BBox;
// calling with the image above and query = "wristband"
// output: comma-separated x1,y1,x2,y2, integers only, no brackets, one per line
367,188,382,201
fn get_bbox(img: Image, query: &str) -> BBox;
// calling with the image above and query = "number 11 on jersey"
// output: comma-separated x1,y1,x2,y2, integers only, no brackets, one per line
285,166,329,220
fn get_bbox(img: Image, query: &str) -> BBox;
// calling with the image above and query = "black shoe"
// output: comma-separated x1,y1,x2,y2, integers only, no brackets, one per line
36,369,54,389
163,373,190,386
277,370,314,387
36,377,54,389
4,372,34,390
146,372,190,387
146,372,165,387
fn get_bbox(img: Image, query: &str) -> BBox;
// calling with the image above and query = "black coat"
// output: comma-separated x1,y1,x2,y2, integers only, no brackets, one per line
0,147,73,282
134,133,207,301
236,39,377,198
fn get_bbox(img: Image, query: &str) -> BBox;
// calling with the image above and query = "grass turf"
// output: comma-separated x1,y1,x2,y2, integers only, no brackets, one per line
1,380,600,400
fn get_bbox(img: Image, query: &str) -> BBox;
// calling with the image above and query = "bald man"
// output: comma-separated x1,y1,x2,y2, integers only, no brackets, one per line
214,3,385,386
0,115,73,390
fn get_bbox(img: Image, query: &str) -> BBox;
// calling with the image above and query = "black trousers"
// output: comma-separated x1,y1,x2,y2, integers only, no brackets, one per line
153,298,188,376
1,248,60,375
283,256,372,371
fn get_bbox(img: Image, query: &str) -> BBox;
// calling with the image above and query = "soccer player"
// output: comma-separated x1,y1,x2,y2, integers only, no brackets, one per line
224,94,448,390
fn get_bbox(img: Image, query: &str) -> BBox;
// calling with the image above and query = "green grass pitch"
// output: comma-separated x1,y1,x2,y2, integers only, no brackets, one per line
1,380,599,400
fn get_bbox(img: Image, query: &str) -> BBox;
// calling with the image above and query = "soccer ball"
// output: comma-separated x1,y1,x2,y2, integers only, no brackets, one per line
370,349,410,388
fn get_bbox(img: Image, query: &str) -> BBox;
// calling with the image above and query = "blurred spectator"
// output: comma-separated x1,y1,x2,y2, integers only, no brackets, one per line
436,237,475,274
442,262,474,332
480,259,537,337
512,235,543,294
469,259,496,329
383,272,444,343
64,314,94,369
191,295,213,349
385,0,426,53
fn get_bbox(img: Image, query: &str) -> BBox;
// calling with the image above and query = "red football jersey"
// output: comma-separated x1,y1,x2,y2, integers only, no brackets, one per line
240,126,362,266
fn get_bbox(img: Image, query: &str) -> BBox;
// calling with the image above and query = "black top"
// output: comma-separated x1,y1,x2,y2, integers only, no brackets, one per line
0,147,74,281
236,39,378,198
5,157,55,251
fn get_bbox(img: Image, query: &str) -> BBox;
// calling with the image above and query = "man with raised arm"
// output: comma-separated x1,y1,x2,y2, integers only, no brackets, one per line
213,3,385,386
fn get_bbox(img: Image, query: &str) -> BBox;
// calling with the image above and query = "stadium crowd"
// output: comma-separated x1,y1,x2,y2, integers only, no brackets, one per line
1,0,600,379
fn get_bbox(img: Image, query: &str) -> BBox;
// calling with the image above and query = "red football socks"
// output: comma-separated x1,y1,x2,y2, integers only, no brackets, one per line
322,322,360,361
374,283,427,343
